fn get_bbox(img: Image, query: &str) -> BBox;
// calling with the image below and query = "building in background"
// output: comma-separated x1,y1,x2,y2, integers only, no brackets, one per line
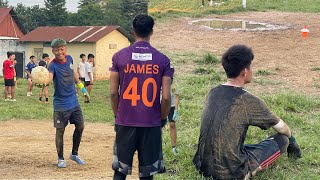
19,26,133,80
0,7,27,78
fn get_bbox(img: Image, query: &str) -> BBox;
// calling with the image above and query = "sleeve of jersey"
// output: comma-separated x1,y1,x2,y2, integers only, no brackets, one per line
25,64,29,70
246,95,280,130
109,54,119,72
48,62,55,76
163,56,174,78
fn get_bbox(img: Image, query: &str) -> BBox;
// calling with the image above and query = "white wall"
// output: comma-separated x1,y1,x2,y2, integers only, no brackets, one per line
0,39,26,76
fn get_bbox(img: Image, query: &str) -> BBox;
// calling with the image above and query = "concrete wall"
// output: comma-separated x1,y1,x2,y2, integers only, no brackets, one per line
0,39,26,76
95,30,130,79
24,42,95,71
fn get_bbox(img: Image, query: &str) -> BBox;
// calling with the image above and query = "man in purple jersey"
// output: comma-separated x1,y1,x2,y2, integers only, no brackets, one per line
110,14,174,180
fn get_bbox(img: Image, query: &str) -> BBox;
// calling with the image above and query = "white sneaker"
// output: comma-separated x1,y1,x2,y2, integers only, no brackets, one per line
5,98,10,101
27,92,31,96
10,99,16,102
172,147,178,155
30,92,32,95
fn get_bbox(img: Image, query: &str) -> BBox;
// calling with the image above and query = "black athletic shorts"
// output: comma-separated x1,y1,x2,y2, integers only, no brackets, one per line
168,107,176,122
245,134,285,172
112,124,165,177
85,81,91,87
79,77,85,82
4,79,14,86
53,106,84,128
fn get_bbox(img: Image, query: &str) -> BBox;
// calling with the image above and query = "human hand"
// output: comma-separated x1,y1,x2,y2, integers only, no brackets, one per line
287,136,302,159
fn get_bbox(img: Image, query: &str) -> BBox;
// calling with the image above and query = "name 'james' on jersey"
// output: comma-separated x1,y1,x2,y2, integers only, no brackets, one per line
110,41,174,127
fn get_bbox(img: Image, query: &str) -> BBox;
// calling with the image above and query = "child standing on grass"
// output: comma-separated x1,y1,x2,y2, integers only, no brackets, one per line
26,55,36,96
167,77,180,154
38,53,50,103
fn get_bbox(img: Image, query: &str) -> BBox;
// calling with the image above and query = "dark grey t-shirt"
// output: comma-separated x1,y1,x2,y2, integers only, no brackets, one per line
193,85,279,179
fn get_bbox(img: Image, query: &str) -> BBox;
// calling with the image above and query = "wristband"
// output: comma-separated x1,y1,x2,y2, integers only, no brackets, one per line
77,82,84,89
289,135,296,144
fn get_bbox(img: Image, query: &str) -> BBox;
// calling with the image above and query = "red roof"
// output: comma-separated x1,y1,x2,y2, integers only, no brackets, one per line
19,26,126,42
0,8,11,23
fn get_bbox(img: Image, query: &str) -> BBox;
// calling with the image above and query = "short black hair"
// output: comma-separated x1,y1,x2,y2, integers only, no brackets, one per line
222,45,254,78
30,55,36,59
42,53,49,59
80,54,86,58
7,51,14,58
133,14,154,38
88,54,94,59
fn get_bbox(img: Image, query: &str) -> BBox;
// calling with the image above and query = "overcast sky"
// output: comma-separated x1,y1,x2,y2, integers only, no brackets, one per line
7,0,80,12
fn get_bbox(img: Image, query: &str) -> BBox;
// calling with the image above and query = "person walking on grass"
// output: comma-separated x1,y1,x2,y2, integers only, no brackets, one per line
193,45,302,179
26,55,36,96
3,51,16,101
38,53,50,103
47,38,89,168
84,54,94,103
110,14,174,180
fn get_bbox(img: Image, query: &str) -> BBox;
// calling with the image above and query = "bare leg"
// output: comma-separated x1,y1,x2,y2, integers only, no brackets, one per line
169,122,177,147
10,86,15,99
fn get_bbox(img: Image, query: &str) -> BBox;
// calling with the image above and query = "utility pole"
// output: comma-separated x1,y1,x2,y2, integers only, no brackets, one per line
242,0,246,9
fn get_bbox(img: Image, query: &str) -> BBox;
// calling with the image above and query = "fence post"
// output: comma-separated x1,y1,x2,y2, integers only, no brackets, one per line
242,0,247,8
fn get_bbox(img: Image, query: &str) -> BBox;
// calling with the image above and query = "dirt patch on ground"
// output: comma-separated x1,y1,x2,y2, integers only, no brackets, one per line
0,120,139,180
152,11,320,95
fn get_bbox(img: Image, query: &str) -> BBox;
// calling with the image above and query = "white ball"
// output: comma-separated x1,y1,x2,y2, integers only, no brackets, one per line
31,66,50,85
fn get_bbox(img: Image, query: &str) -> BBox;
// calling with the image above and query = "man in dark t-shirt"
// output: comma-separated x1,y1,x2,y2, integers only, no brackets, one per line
193,45,302,179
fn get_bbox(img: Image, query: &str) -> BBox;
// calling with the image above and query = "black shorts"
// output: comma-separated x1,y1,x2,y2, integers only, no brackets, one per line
168,107,176,122
85,81,91,87
4,79,15,86
112,124,165,177
245,134,285,172
53,106,84,128
79,77,85,82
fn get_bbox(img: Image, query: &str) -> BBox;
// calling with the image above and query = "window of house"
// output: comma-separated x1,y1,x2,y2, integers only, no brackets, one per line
34,48,43,61
109,44,117,49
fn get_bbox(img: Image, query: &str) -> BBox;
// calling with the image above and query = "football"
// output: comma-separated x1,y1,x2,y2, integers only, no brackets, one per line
31,66,50,85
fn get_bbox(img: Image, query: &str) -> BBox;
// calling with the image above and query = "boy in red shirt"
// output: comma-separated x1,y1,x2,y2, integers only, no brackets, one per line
3,52,16,101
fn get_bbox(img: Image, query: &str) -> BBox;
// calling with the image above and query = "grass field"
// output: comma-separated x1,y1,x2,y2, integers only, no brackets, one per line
149,0,320,20
1,50,319,179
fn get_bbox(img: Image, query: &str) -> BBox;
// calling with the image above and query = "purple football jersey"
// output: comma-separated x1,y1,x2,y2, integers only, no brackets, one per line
110,41,174,127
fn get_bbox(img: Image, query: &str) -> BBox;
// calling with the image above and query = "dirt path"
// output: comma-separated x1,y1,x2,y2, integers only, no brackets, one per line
0,120,138,180
152,11,320,95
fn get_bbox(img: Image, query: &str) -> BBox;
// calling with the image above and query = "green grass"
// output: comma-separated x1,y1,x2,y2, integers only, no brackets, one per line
0,78,114,123
149,0,320,21
1,51,320,179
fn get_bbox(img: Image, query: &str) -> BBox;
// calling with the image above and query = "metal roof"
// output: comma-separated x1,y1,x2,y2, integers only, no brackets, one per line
19,26,134,43
0,7,27,35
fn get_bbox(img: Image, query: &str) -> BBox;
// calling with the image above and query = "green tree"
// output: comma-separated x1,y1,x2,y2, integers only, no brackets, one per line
44,0,67,26
0,0,8,7
69,3,105,26
15,4,47,32
78,0,97,8
119,0,148,31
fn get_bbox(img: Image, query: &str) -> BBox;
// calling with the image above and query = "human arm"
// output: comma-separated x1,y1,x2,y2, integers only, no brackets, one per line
161,76,172,121
272,119,291,137
110,71,120,117
74,71,89,98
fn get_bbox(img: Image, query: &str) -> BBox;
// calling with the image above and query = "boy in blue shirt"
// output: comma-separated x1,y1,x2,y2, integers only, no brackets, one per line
47,38,89,168
25,55,36,96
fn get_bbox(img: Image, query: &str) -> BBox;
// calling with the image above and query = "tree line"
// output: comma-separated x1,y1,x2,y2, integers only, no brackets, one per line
0,0,148,33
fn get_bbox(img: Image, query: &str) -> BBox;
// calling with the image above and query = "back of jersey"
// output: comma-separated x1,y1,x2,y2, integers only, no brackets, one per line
110,41,174,127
